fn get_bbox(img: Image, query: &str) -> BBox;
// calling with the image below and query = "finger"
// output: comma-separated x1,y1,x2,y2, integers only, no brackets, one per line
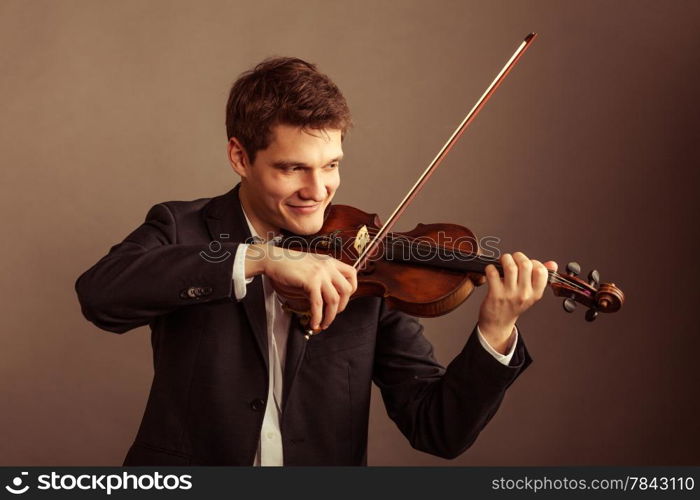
320,280,340,330
543,260,558,272
332,269,353,313
531,259,549,299
308,280,324,331
501,253,517,292
484,263,504,295
512,252,533,294
336,261,358,294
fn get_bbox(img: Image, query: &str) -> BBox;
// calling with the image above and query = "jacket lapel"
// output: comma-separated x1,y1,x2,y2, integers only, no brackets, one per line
203,183,269,372
279,204,335,411
282,316,308,412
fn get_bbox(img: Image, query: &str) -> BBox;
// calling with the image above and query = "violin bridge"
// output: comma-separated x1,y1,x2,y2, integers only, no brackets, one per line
354,225,370,255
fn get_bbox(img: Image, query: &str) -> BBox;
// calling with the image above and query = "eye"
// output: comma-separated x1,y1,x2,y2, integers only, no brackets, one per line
280,166,302,173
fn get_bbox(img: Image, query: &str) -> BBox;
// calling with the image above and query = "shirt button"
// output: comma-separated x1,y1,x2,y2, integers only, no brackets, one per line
250,398,265,411
266,431,275,440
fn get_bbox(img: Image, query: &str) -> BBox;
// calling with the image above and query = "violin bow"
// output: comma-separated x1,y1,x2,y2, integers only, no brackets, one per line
354,32,623,322
354,33,538,270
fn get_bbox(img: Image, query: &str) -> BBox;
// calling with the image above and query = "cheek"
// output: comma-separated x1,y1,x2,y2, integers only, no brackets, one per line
257,172,292,200
327,171,340,191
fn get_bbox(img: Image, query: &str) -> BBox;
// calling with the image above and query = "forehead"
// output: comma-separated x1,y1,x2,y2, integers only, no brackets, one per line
264,123,343,160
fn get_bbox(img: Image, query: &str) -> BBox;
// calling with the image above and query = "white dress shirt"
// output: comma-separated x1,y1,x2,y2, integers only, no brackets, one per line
232,206,289,466
231,203,518,466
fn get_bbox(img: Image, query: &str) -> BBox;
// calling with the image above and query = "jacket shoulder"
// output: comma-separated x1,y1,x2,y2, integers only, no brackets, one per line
156,194,215,217
136,193,223,245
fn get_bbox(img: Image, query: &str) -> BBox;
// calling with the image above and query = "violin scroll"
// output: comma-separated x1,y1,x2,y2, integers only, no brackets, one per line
550,261,625,321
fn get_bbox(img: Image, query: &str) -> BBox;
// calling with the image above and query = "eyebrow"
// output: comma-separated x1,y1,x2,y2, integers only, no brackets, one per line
272,156,343,169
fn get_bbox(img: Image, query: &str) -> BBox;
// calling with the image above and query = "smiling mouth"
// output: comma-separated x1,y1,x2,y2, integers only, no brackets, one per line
287,203,320,214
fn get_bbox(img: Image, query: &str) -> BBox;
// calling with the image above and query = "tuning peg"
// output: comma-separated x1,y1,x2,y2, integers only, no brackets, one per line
585,309,598,322
563,298,577,313
588,269,600,287
566,261,581,276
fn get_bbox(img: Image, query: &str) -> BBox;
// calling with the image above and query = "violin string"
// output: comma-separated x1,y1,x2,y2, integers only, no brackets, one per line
329,227,590,292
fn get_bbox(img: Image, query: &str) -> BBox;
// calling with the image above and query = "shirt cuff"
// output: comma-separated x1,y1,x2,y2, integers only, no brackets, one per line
476,323,518,366
232,243,255,301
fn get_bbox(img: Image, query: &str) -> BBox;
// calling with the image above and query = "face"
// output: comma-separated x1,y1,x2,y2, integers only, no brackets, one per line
228,123,342,237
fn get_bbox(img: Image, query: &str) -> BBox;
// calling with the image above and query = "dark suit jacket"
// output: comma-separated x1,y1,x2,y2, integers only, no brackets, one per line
74,183,532,465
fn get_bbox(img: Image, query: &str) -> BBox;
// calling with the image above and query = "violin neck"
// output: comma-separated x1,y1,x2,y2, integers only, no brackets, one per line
385,239,557,283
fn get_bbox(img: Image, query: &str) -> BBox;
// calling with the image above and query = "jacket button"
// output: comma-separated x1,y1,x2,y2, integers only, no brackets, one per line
250,398,265,411
187,287,198,298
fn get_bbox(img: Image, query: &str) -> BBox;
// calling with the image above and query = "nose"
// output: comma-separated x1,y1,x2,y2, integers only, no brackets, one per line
298,170,327,202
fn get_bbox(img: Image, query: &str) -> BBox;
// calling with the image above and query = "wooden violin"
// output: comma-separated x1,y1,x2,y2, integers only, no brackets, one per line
279,204,624,328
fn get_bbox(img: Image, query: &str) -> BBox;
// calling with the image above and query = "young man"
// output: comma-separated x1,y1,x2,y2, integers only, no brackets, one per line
75,57,557,466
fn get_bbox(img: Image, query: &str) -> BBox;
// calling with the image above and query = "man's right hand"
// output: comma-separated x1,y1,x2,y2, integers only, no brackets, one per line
244,243,358,330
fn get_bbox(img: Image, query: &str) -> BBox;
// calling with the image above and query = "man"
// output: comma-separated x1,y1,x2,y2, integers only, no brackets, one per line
75,57,557,465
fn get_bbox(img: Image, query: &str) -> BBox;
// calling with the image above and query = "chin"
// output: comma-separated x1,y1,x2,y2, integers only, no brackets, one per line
285,217,323,236
293,222,322,236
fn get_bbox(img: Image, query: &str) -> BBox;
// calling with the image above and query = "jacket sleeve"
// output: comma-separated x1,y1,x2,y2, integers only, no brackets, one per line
75,202,239,334
372,299,532,459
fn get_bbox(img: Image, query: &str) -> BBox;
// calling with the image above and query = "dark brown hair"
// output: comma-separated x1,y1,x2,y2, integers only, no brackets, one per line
225,56,352,164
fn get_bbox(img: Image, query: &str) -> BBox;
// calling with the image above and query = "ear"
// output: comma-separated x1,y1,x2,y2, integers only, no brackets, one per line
227,137,250,178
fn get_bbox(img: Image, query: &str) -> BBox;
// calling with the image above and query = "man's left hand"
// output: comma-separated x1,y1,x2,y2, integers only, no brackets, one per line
478,252,558,354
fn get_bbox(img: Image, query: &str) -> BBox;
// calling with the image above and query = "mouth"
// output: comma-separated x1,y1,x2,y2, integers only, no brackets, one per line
286,203,321,215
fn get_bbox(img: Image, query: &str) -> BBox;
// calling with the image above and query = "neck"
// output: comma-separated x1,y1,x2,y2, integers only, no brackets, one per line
239,183,280,240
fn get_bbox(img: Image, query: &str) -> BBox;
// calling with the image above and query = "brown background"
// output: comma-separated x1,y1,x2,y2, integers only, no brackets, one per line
1,0,698,466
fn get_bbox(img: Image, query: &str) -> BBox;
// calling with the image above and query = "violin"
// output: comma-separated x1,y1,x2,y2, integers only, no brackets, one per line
279,33,625,337
280,204,624,337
